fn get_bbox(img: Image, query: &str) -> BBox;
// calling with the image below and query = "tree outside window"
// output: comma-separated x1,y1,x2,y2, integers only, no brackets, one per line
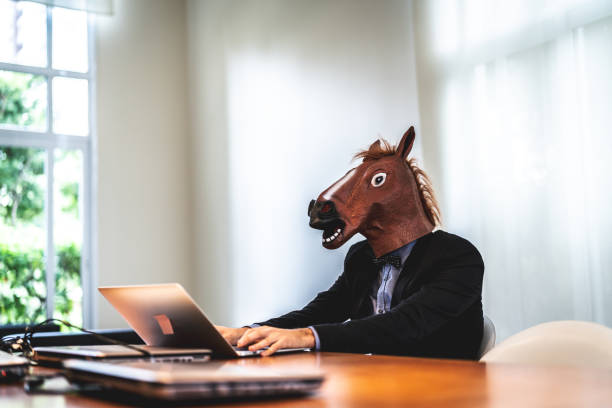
0,0,92,328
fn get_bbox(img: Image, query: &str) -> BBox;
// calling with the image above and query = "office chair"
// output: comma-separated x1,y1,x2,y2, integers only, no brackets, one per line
480,320,612,369
478,315,496,359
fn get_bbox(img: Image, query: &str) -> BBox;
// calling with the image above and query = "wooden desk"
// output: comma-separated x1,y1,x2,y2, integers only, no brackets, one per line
2,352,611,407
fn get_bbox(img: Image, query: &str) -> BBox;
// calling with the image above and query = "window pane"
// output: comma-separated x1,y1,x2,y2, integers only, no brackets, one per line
0,146,47,325
52,7,88,73
52,77,88,136
0,70,47,131
53,149,82,326
0,0,47,67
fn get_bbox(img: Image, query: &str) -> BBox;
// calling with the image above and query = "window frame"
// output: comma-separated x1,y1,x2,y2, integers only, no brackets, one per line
0,6,97,328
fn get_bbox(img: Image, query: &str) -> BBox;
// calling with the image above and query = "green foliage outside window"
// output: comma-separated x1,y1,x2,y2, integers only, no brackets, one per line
0,73,82,326
0,244,81,325
0,70,46,129
0,148,45,225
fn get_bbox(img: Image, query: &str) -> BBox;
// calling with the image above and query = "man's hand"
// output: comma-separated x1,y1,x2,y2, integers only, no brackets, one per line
215,326,248,346
237,326,315,357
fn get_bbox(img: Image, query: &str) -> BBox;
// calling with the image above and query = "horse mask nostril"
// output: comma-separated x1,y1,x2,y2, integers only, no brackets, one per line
321,204,331,213
308,199,316,217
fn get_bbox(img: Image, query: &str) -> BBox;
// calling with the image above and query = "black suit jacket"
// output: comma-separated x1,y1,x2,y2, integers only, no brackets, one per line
256,230,484,360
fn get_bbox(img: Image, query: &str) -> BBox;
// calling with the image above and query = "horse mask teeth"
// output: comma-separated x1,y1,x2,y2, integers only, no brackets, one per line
308,127,439,258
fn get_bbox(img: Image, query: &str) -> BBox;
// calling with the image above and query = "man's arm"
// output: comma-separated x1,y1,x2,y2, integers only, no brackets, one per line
252,242,366,329
313,242,484,355
228,267,350,353
253,272,351,329
218,243,365,348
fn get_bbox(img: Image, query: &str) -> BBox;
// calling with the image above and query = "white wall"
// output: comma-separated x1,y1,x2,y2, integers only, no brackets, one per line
187,0,421,326
94,0,193,328
90,0,610,339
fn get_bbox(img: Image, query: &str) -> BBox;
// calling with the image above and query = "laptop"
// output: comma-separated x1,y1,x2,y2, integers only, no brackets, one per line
35,283,309,361
64,359,324,401
0,350,29,381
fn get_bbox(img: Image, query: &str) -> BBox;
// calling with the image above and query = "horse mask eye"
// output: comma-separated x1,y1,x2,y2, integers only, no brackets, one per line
371,172,387,187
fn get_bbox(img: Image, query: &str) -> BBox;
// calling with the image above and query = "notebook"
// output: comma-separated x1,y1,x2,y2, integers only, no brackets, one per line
64,359,324,401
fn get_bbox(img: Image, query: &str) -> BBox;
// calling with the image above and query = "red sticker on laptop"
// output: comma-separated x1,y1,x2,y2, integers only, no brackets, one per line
153,314,175,335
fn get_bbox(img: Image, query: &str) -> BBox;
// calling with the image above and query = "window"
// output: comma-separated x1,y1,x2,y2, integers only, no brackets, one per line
0,0,95,328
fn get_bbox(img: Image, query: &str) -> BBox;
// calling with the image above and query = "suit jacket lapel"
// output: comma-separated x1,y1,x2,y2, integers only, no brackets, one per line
353,244,379,316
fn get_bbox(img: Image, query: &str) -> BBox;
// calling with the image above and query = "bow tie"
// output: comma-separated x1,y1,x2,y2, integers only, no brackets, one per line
372,255,402,269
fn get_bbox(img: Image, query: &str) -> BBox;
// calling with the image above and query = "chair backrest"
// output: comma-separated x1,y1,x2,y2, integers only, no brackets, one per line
478,315,496,359
480,321,612,369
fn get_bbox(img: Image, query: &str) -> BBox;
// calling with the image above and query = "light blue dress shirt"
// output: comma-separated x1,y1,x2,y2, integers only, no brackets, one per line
309,239,417,350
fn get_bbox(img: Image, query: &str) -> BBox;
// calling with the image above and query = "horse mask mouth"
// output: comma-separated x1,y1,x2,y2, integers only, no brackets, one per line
307,199,352,249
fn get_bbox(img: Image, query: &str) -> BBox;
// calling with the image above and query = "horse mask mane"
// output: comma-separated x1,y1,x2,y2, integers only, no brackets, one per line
308,127,441,258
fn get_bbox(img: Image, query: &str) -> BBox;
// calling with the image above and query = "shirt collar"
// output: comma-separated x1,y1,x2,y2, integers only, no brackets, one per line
388,240,417,267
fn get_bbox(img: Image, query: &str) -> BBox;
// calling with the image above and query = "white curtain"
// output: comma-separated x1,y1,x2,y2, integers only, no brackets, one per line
414,0,612,341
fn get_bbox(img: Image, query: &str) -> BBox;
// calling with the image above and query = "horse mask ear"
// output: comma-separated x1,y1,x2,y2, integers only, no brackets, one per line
397,126,415,161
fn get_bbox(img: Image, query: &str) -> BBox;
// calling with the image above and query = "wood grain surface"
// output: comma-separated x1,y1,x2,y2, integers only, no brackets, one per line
1,352,611,407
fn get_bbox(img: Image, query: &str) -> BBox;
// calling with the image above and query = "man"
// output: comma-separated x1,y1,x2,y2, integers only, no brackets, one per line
218,128,484,359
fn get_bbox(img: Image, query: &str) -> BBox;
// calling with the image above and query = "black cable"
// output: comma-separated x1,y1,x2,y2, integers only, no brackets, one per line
2,318,152,359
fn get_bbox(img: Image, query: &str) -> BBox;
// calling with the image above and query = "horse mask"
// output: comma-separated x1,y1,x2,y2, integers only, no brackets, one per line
308,127,441,258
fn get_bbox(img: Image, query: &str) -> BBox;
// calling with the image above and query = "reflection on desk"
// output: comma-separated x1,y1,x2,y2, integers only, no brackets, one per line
1,352,612,407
